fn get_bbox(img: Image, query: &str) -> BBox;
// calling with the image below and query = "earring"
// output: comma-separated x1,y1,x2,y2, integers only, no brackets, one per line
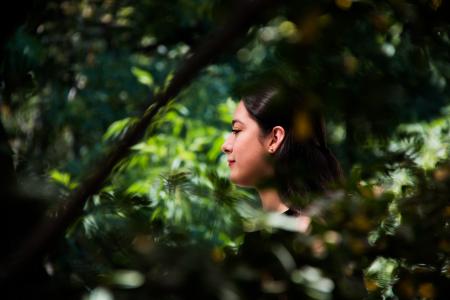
269,148,274,153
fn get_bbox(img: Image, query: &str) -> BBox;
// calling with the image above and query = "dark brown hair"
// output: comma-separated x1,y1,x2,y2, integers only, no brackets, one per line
241,82,342,206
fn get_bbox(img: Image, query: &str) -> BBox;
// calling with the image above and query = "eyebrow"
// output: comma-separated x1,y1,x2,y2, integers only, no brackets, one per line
231,119,244,126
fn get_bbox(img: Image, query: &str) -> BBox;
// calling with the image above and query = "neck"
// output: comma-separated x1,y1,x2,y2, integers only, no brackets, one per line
257,188,289,213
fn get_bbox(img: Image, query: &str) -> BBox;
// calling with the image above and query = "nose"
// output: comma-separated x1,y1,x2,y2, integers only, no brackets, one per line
221,134,233,154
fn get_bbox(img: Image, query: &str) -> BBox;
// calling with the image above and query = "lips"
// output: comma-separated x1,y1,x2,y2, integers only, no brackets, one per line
227,160,235,167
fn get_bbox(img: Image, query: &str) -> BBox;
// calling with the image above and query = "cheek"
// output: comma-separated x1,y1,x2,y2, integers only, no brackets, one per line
230,141,273,186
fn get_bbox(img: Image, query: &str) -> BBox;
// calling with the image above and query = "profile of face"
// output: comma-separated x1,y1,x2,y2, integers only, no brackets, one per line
221,101,285,187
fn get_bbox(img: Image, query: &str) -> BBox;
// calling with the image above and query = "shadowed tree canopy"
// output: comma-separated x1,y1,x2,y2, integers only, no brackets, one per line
1,0,449,299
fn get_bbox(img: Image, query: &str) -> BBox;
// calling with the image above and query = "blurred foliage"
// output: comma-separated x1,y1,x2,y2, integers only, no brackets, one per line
1,0,450,299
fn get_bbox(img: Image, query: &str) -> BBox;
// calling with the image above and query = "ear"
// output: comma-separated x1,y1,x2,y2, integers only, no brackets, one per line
266,126,285,154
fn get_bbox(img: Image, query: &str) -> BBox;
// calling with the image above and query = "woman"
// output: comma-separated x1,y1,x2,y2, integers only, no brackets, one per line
222,83,368,299
221,82,342,216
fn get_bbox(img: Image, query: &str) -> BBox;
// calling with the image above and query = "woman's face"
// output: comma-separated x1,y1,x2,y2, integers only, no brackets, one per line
221,101,274,187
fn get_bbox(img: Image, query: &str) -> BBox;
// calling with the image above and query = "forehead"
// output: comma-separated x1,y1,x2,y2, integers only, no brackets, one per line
233,101,261,131
233,101,250,121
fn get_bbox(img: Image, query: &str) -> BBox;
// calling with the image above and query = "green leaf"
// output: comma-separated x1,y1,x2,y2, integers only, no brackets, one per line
131,66,154,87
50,169,71,187
103,117,136,142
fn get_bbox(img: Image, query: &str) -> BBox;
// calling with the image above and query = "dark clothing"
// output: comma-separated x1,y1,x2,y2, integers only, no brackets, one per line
228,209,368,299
283,207,301,217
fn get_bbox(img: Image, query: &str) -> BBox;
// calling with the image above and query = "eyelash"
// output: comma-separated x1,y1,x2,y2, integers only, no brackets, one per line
231,129,241,135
